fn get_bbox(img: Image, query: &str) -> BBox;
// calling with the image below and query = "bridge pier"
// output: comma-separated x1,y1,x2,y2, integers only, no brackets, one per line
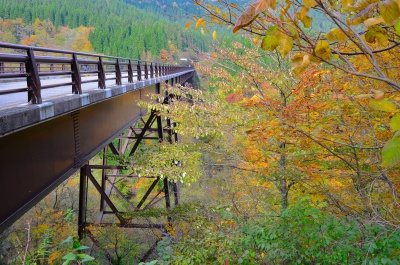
77,82,183,261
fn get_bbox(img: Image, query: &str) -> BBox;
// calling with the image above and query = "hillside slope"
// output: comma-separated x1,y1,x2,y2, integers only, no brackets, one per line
0,0,210,58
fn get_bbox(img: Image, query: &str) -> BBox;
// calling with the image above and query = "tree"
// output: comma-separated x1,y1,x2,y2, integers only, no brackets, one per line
185,0,400,212
160,49,172,63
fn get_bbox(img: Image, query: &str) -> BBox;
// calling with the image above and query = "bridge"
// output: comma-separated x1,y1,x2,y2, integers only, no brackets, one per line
0,42,195,258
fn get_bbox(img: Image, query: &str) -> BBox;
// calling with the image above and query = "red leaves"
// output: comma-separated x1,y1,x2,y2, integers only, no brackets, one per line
226,92,243,104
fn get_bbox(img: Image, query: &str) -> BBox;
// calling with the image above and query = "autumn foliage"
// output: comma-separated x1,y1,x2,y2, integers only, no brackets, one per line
0,17,94,51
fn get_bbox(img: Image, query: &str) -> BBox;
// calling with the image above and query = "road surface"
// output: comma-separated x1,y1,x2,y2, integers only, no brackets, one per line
0,74,135,110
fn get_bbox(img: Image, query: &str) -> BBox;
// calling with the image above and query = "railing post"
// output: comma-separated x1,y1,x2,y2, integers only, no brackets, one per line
128,60,133,83
26,49,42,104
154,63,158,77
116,59,122,85
144,61,148,79
50,63,54,72
150,62,154,78
0,63,4,74
20,63,24,73
137,61,142,81
98,57,106,89
71,53,82,94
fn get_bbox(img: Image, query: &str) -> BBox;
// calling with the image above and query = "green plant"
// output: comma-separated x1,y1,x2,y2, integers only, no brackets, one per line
61,236,95,265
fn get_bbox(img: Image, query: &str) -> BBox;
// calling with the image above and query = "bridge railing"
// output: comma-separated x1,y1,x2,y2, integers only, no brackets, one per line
0,42,193,104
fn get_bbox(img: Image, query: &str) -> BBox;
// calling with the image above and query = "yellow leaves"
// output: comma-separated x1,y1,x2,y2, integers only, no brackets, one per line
365,25,389,45
342,0,353,8
356,89,385,100
296,7,310,21
277,34,293,57
196,18,206,29
314,40,332,60
292,53,311,75
349,0,379,11
48,252,61,265
379,0,400,26
302,15,313,28
363,17,385,26
212,30,217,40
304,0,318,8
326,28,347,43
296,7,312,28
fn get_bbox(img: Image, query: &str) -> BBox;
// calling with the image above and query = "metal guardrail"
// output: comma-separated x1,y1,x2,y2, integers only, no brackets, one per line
0,42,193,104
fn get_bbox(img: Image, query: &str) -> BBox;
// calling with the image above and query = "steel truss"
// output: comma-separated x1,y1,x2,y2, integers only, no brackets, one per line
78,82,181,262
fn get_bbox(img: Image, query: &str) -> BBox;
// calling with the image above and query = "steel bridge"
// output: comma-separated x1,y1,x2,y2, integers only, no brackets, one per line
0,42,195,261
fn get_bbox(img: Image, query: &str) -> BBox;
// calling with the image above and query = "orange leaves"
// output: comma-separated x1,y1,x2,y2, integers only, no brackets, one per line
226,92,242,104
185,20,192,29
242,94,265,107
233,0,276,33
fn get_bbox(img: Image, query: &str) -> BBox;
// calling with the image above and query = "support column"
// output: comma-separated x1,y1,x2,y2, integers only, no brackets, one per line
78,166,88,239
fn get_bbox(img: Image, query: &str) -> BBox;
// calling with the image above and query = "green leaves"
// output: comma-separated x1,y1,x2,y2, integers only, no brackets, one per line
369,99,399,112
390,113,400,132
62,253,95,264
382,131,400,167
395,19,400,35
261,26,293,57
261,26,280,51
368,99,400,167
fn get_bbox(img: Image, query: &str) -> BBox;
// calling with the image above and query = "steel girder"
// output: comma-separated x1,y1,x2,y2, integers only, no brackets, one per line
78,83,181,262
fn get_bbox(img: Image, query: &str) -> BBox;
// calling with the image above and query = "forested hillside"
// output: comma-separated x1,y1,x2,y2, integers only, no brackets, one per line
122,0,201,22
0,0,210,58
